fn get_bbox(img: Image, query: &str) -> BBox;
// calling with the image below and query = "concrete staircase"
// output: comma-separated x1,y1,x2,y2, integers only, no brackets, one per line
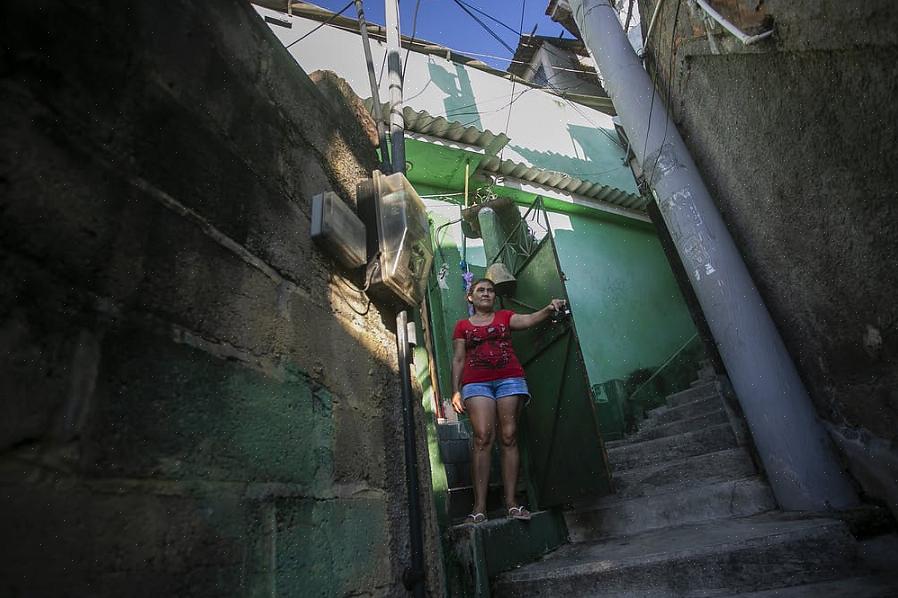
494,376,898,597
439,419,568,596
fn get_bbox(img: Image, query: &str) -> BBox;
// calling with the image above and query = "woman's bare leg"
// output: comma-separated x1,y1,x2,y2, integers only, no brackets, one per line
466,396,497,514
496,395,522,509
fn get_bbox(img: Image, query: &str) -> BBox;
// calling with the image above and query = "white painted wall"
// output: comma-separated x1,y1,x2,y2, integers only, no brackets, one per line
255,6,637,194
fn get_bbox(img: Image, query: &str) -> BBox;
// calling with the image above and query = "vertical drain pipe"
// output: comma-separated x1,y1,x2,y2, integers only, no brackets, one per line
567,0,859,511
385,2,425,595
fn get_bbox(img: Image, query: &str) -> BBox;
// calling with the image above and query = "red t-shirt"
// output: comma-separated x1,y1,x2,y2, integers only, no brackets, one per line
452,310,525,386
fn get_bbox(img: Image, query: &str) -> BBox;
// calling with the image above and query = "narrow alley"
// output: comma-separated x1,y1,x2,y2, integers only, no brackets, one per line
1,1,896,597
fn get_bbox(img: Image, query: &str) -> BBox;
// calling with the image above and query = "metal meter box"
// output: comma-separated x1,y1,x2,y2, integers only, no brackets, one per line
310,191,367,269
357,171,433,307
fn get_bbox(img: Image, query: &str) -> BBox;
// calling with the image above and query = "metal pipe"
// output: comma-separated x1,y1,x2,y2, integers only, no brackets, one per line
420,295,445,420
354,0,391,171
693,0,774,45
568,0,859,511
477,207,503,266
384,0,406,173
643,0,666,51
396,310,426,596
384,5,424,594
463,160,470,208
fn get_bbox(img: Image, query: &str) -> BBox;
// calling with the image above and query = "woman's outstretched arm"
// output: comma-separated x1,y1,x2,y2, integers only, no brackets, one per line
509,299,567,331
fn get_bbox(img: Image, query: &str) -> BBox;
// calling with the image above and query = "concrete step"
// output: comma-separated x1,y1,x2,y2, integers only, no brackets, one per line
448,509,567,597
566,574,898,598
724,574,898,597
643,394,724,427
564,477,776,542
493,513,859,597
613,447,758,499
666,382,719,408
608,423,737,472
448,483,506,521
607,408,729,448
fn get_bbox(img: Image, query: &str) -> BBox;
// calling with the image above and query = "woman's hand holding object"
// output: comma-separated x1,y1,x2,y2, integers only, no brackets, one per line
451,391,465,414
548,298,566,313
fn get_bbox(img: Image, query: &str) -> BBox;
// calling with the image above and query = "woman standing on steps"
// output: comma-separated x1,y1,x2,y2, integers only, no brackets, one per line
451,277,566,524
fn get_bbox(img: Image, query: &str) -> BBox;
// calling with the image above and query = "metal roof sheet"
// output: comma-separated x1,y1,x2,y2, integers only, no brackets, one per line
364,100,510,155
364,100,645,212
479,154,647,210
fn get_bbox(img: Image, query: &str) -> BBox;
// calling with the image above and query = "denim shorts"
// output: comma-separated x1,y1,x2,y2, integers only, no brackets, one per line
461,377,530,401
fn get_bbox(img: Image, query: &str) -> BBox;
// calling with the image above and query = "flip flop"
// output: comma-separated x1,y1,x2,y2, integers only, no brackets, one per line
507,506,531,521
466,512,487,525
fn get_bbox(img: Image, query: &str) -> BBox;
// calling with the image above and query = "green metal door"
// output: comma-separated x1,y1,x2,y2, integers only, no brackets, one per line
508,234,613,508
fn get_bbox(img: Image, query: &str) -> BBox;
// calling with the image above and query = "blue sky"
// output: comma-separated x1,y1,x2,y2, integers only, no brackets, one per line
306,0,573,71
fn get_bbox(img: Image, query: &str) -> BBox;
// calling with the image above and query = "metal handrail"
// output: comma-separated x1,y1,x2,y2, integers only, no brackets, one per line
625,332,699,402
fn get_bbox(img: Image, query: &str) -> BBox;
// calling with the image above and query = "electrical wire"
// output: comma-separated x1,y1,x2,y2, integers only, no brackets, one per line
438,0,622,151
623,0,636,32
500,0,528,163
444,69,594,120
319,20,600,74
450,0,517,55
402,0,422,79
285,0,355,49
447,57,585,126
543,79,625,149
455,0,521,37
646,0,683,184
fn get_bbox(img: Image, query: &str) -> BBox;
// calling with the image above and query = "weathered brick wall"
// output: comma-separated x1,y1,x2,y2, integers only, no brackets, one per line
0,1,441,595
637,0,898,516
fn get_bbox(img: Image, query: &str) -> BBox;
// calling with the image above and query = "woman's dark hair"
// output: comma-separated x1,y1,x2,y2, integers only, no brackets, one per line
466,278,495,302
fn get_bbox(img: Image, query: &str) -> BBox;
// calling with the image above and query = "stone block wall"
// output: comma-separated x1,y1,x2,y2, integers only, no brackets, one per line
636,0,898,516
0,0,441,595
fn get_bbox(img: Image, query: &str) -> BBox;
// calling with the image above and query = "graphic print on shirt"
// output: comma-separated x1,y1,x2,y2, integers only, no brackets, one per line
465,323,513,370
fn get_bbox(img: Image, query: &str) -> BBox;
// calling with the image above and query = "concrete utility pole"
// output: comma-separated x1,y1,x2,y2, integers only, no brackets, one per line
567,0,858,511
384,5,424,597
384,0,406,173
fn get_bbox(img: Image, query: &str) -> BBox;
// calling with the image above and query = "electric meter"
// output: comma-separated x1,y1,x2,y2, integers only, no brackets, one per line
357,171,433,308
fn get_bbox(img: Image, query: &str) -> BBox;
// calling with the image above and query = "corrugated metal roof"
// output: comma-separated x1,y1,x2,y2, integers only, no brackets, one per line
364,100,510,155
479,154,648,210
364,100,646,212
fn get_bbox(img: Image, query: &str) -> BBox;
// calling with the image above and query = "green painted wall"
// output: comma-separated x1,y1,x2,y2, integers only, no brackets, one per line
423,196,697,401
548,211,698,386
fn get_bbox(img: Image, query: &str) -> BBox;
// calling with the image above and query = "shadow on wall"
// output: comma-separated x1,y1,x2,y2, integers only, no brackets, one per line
508,123,632,190
427,58,482,130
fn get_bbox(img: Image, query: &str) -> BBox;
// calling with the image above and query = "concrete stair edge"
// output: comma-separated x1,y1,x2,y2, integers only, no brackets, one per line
494,515,859,595
608,423,737,471
666,384,721,408
721,574,898,597
564,476,776,542
606,408,729,448
611,446,759,499
641,396,726,430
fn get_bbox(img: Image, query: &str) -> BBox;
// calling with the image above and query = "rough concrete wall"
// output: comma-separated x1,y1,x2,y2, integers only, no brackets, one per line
0,1,442,596
637,0,898,515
